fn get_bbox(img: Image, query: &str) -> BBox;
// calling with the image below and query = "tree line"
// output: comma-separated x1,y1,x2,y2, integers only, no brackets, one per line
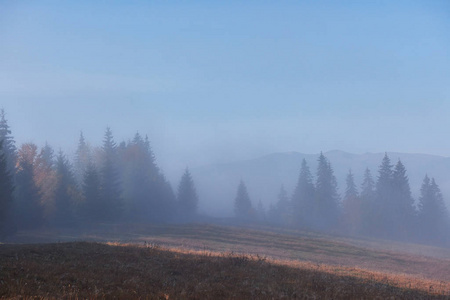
1,108,448,247
0,109,199,239
234,152,449,246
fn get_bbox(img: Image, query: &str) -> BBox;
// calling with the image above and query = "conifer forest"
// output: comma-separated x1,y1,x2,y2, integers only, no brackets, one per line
1,108,448,248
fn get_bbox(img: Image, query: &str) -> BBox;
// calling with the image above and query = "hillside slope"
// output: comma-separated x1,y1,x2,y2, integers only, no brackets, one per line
5,223,450,283
2,241,449,299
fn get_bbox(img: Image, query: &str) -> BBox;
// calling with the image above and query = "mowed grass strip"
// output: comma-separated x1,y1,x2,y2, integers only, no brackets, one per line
0,242,448,299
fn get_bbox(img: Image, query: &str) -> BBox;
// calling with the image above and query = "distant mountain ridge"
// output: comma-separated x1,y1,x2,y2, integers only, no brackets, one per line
191,150,450,217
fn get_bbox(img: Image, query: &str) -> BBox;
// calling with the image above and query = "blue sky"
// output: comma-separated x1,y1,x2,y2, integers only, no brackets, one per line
1,1,449,177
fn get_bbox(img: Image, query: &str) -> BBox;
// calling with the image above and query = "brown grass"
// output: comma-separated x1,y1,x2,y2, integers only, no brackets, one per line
2,223,450,299
0,242,448,299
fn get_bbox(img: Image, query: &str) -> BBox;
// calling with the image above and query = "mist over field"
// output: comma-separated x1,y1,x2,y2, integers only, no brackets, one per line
192,150,450,217
1,1,450,298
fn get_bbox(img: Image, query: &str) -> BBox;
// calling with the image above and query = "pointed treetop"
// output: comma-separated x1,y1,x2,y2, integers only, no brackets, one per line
377,152,393,185
0,108,16,172
299,159,313,184
79,131,86,146
361,167,375,198
132,132,143,145
103,127,117,153
345,169,358,199
40,142,55,168
234,180,252,219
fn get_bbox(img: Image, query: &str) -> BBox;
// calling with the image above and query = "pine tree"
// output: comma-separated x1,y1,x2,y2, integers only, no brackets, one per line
52,151,79,227
315,153,339,230
177,168,198,220
342,170,361,235
120,133,151,221
0,140,15,238
270,185,291,226
360,168,376,235
142,134,175,222
74,132,91,186
100,127,122,221
120,133,174,222
15,143,43,229
0,109,17,174
361,168,375,201
417,176,448,245
234,180,253,221
374,153,394,237
392,159,415,239
81,162,102,223
34,143,56,219
291,159,315,228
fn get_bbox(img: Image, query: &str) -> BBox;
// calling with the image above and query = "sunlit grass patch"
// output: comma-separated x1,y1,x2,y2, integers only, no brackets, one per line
1,242,448,299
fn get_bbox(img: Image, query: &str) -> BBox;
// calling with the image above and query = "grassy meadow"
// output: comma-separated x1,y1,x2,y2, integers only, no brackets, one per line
1,223,450,298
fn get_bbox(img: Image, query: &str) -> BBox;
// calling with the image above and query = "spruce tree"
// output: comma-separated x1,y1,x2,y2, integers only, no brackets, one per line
291,159,315,228
234,180,253,221
342,170,361,235
74,132,91,186
81,162,102,223
374,153,394,237
392,159,415,239
120,133,151,221
361,168,375,201
315,153,339,230
360,168,376,235
0,140,14,238
100,127,122,221
52,151,78,227
142,135,175,222
177,168,199,220
0,109,16,174
270,185,291,226
120,133,174,222
34,143,56,219
418,176,448,245
15,143,43,229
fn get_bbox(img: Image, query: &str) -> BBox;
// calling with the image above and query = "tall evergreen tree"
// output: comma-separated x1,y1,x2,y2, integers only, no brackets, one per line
417,175,448,245
177,168,199,220
269,185,291,226
52,151,79,227
374,153,394,237
291,159,315,228
120,133,174,222
100,127,122,221
360,168,376,235
0,109,16,174
81,162,102,223
34,143,56,219
315,153,339,230
342,170,362,235
392,159,415,239
74,132,91,186
361,168,375,201
0,140,15,238
120,133,151,220
234,180,253,221
15,143,43,229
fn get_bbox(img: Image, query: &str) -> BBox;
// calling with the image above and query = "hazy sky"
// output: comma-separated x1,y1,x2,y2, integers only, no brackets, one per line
1,1,449,178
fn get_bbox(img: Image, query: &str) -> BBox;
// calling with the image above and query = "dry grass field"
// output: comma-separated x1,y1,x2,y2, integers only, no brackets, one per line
2,223,450,299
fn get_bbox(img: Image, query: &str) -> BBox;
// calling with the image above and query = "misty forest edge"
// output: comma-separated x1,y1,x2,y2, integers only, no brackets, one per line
0,108,448,247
